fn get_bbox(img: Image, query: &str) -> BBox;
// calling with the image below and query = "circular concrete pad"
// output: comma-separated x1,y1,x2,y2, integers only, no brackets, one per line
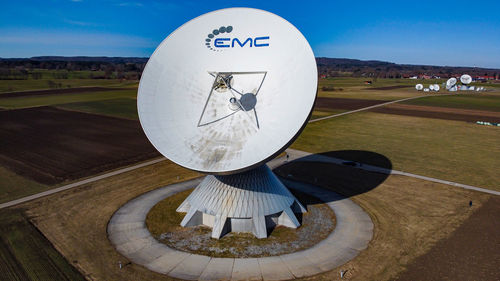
108,178,373,280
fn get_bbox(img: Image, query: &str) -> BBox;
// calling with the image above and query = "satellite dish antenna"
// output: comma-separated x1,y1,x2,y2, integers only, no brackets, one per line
446,77,457,90
433,84,440,91
137,8,316,239
460,74,472,84
423,88,430,92
460,85,469,91
468,86,475,91
415,84,423,90
429,84,435,91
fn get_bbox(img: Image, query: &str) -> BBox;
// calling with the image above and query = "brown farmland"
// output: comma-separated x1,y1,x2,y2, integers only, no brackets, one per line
0,87,124,98
395,196,500,281
371,103,500,123
315,97,500,123
0,106,159,184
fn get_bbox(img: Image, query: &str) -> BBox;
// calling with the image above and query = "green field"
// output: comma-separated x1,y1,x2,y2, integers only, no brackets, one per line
292,111,500,191
0,78,135,93
57,98,138,120
402,93,500,112
317,77,432,100
0,89,137,109
317,77,500,100
0,166,49,204
310,109,347,120
0,208,85,281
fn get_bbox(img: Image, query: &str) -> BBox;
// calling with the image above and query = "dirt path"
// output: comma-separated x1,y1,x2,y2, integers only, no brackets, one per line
394,196,500,281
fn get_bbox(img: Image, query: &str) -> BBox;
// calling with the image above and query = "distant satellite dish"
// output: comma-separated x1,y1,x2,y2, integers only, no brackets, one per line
460,85,469,91
468,86,475,91
423,88,430,92
415,84,423,90
433,84,440,91
460,74,472,84
137,8,316,239
446,77,457,90
429,84,435,91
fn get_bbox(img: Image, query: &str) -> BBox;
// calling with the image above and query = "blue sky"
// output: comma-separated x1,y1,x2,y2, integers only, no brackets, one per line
1,0,500,68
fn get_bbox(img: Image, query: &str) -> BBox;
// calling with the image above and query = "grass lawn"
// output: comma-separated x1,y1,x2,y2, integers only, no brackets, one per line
0,166,49,204
401,93,500,112
0,89,137,109
292,111,500,191
318,88,421,100
0,208,85,281
317,77,429,100
56,98,138,120
310,109,347,120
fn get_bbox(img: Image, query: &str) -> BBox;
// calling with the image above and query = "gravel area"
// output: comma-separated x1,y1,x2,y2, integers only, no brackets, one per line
149,190,336,258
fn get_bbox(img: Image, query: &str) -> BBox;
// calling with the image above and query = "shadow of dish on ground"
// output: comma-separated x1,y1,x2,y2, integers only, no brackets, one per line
274,150,392,205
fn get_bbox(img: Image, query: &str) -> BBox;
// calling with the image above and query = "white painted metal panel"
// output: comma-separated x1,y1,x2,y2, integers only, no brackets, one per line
138,8,317,174
460,74,472,84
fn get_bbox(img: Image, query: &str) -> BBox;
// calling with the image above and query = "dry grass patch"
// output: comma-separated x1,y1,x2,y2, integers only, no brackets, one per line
275,162,491,281
23,160,200,281
146,189,335,258
18,158,491,281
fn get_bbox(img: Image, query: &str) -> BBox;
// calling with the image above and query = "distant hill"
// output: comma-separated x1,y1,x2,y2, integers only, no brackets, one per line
1,56,498,79
1,56,149,64
316,57,500,79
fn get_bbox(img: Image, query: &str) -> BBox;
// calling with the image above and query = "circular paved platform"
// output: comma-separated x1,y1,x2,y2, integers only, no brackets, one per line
108,178,373,280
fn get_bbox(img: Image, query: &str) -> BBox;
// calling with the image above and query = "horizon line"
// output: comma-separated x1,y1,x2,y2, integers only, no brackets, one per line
1,55,499,70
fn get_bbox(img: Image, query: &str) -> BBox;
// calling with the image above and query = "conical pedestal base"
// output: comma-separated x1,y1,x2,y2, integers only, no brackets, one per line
176,165,306,239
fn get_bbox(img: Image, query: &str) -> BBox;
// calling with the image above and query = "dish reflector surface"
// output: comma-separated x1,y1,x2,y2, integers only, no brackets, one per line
138,8,317,174
460,74,472,84
446,77,457,89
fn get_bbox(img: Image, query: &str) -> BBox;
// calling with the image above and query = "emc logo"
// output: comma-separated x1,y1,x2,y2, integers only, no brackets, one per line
205,26,270,52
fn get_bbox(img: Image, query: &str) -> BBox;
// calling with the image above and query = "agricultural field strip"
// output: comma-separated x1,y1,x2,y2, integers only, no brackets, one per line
286,148,500,196
0,157,166,209
309,93,455,123
0,86,125,98
3,146,498,211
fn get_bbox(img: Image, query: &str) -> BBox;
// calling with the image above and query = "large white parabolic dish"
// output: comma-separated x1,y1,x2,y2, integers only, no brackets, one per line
138,8,317,174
